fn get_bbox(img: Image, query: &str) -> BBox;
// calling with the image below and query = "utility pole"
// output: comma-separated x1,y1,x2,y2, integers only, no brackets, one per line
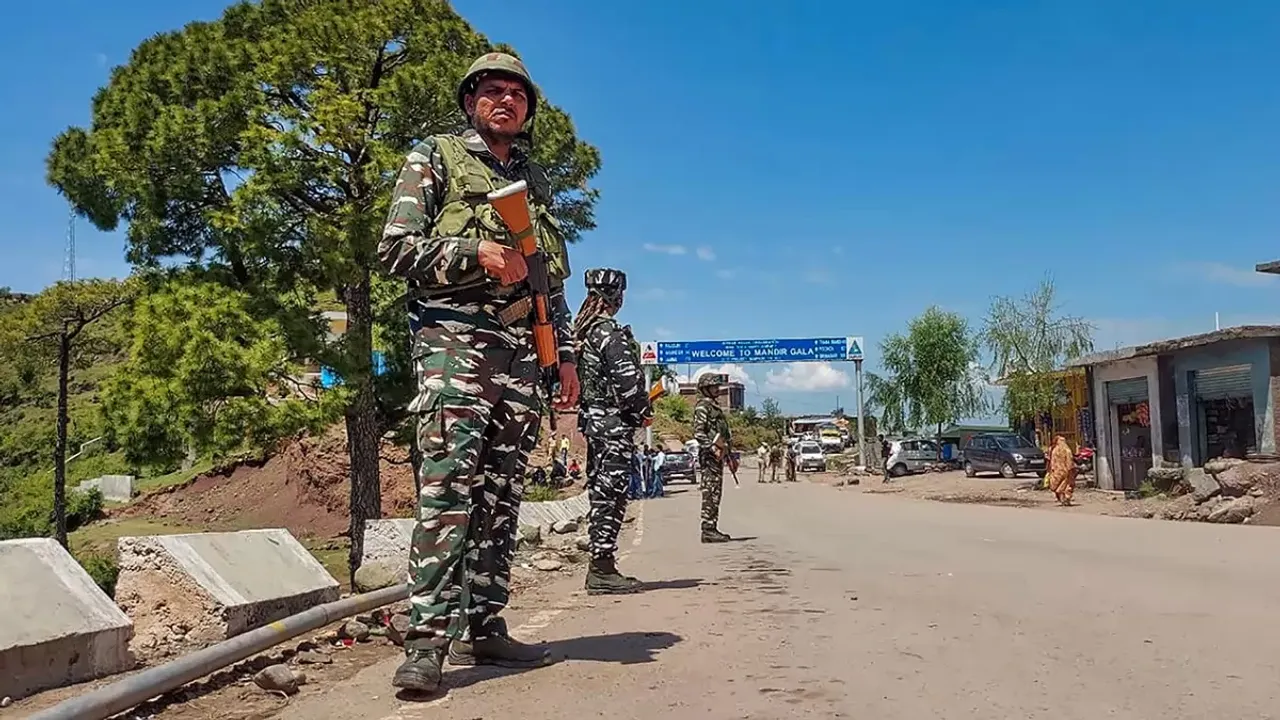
644,366,654,448
63,209,76,282
854,359,867,470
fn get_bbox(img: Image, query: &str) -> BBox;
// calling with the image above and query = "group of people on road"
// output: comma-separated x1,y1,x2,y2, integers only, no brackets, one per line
755,442,796,483
629,445,666,500
377,52,736,694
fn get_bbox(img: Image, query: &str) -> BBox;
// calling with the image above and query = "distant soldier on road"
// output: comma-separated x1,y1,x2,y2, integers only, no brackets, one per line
692,375,735,542
573,268,652,594
785,441,797,482
379,52,580,694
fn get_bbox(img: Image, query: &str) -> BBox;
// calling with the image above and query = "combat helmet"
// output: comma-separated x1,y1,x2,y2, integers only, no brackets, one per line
697,373,724,397
456,52,539,126
584,268,627,304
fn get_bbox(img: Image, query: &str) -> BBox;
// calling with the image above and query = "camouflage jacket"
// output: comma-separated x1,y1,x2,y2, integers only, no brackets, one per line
692,397,731,458
379,129,574,364
576,317,652,437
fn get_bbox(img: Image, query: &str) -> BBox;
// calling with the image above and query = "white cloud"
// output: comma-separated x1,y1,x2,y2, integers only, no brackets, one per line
1174,261,1278,289
643,243,687,256
654,326,675,339
764,362,851,392
696,246,716,261
675,363,751,386
715,268,737,280
95,53,108,68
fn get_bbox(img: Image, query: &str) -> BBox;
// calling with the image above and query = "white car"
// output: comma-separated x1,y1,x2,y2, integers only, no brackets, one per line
796,442,826,472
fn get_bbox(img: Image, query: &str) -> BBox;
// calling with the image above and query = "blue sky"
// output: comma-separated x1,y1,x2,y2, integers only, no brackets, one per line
4,1,1280,415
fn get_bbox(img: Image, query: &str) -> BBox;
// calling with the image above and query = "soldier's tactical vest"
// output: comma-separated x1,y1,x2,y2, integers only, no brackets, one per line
577,317,633,409
429,135,571,287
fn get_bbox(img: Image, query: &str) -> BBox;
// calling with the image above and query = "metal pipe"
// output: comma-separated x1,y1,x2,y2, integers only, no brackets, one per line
27,584,408,720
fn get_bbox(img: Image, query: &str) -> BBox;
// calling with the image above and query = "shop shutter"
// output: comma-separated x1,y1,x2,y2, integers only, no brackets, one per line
1105,377,1149,405
1193,364,1253,401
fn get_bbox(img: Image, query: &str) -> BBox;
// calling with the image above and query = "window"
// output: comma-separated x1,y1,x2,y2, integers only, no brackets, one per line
994,434,1035,450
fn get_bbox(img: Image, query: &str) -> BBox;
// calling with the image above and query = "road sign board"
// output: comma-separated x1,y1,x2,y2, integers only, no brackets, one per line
639,341,658,365
639,337,864,365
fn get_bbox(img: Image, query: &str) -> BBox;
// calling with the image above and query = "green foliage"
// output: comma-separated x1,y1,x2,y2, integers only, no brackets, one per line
0,482,104,541
101,279,337,467
74,551,120,598
524,484,559,503
655,395,691,423
867,306,988,435
981,277,1094,421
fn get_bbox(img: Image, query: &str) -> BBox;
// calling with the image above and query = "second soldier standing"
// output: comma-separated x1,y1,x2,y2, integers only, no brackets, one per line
574,268,652,593
692,375,734,543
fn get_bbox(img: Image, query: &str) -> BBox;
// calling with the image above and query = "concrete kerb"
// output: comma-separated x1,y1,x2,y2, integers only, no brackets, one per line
74,475,135,503
115,529,340,654
358,490,591,589
0,538,135,700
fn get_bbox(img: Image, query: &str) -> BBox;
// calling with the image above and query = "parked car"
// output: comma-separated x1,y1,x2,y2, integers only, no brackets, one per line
796,442,826,472
962,433,1046,478
885,438,941,477
662,451,696,484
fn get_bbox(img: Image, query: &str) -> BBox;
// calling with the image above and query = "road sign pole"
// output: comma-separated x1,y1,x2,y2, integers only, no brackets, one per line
644,365,654,448
854,359,867,470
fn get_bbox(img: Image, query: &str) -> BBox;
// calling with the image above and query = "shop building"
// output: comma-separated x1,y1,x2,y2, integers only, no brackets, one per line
1070,326,1280,490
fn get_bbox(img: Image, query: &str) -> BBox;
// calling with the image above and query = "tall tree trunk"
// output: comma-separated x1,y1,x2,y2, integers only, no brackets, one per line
53,324,71,548
344,271,381,587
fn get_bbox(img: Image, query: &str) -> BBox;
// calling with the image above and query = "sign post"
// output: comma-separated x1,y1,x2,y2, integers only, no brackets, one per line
644,365,654,448
854,358,866,471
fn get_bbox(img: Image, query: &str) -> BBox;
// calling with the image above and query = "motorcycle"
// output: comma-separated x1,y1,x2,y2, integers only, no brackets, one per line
1074,446,1095,475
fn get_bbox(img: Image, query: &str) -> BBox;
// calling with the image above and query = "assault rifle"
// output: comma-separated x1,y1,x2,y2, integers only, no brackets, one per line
712,431,740,487
488,180,561,430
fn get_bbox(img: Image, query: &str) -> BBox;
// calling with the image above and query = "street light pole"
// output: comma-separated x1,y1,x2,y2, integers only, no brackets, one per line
854,359,867,470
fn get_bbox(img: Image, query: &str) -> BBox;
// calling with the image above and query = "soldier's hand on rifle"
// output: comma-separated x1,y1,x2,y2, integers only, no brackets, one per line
478,240,529,285
554,361,580,410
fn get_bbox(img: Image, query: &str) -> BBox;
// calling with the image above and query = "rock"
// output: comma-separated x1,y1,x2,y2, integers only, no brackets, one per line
295,650,332,665
1,697,11,709
1215,461,1280,497
1187,469,1221,503
1208,495,1257,524
294,671,309,686
1204,457,1246,476
533,558,564,572
339,620,371,643
1146,466,1184,492
574,535,591,551
551,519,579,534
254,665,300,695
353,562,401,593
387,613,411,647
559,550,587,564
517,524,542,547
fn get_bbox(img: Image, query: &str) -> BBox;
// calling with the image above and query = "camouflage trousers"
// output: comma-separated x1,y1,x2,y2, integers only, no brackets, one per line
584,431,633,563
699,455,724,531
405,306,542,649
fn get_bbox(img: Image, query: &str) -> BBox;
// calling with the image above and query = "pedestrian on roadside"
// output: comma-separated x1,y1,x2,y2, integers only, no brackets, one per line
650,446,666,498
573,269,652,594
1046,434,1077,506
380,52,579,693
559,434,571,468
879,434,892,483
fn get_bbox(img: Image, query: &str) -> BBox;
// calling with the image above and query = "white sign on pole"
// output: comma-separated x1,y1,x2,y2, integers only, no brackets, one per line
639,341,659,366
845,336,865,362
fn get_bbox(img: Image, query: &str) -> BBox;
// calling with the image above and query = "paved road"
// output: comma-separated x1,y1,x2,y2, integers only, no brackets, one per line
275,477,1280,719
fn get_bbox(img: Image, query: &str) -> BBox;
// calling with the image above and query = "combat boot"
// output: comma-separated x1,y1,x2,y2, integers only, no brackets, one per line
391,641,445,693
701,527,731,543
585,556,643,595
447,617,553,668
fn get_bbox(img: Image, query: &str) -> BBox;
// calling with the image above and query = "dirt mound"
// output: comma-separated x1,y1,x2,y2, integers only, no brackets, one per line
118,427,417,541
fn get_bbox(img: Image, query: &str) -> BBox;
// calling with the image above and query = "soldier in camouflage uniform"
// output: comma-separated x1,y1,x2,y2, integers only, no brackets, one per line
573,268,652,594
379,52,580,694
692,374,734,543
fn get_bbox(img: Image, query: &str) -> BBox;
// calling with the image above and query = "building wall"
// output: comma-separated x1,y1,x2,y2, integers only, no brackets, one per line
1170,339,1275,466
1090,357,1161,491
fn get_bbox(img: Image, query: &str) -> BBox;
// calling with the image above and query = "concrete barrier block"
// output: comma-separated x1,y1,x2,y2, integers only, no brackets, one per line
0,538,135,700
96,474,135,502
116,529,340,653
360,490,591,572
